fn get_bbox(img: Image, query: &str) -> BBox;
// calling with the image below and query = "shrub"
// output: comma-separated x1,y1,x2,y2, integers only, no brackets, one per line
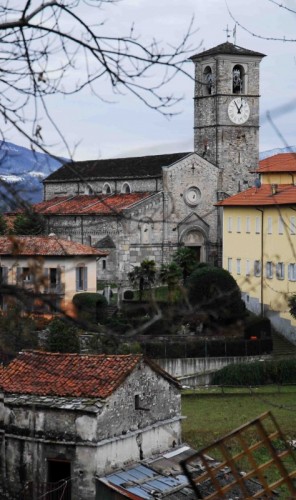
73,292,107,324
186,266,245,324
212,359,296,386
244,315,271,339
123,289,134,300
46,318,80,353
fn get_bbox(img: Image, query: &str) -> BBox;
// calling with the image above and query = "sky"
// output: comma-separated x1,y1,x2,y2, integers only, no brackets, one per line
5,0,296,160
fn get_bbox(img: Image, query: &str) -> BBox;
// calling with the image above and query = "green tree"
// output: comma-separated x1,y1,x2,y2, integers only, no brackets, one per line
0,306,38,356
13,210,46,235
186,266,246,325
46,318,80,353
288,294,296,319
128,259,157,301
173,247,200,283
0,214,7,235
159,262,182,302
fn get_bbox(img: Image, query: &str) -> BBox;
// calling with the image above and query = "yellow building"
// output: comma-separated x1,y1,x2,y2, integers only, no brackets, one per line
218,153,296,344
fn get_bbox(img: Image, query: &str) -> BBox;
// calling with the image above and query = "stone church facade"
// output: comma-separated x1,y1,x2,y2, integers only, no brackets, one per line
36,42,265,284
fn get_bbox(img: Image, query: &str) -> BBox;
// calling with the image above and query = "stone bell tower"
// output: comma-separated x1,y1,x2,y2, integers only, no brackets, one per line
190,42,265,194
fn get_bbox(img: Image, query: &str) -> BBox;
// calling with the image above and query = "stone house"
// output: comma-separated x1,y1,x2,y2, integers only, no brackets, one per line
23,41,265,284
0,351,181,499
0,235,107,314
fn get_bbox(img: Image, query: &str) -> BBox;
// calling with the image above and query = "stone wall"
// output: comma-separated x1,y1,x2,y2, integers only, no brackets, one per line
0,360,181,499
44,177,163,201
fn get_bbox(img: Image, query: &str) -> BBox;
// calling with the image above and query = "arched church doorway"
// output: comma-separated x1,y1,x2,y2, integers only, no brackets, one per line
181,229,206,262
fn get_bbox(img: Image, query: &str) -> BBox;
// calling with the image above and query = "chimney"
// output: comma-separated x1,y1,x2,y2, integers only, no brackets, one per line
271,184,278,195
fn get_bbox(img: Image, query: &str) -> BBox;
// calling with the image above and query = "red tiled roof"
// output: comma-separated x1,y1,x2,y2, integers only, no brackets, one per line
217,184,296,206
0,236,108,257
32,193,154,216
258,153,296,173
1,351,179,398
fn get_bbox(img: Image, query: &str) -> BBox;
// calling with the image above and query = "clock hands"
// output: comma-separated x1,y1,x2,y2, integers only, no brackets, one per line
234,99,244,114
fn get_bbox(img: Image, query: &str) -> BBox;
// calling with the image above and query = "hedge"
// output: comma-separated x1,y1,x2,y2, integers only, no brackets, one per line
212,359,296,386
72,292,107,323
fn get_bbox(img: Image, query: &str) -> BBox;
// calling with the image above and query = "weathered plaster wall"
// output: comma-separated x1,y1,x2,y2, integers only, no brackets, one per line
0,361,181,499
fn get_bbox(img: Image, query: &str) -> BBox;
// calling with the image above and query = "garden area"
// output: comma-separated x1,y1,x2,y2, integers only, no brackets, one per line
182,384,296,497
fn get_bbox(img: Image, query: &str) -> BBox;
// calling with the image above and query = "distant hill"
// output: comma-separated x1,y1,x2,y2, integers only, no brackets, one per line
0,141,295,210
0,141,67,209
259,146,296,160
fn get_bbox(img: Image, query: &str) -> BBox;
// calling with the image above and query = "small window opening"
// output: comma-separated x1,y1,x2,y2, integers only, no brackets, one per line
102,259,106,270
233,65,244,94
135,394,140,410
203,66,213,95
121,183,131,194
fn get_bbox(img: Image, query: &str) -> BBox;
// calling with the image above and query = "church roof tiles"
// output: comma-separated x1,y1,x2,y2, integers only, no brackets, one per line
33,193,154,215
190,42,265,60
44,152,191,183
0,351,179,398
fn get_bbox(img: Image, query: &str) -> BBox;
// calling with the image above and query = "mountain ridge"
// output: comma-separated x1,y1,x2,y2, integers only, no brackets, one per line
0,142,295,208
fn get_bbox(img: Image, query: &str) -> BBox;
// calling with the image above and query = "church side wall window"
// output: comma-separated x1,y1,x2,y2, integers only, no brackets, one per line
103,183,112,194
121,182,131,194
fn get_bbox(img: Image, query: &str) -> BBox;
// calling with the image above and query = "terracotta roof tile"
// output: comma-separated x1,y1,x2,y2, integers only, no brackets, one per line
258,153,296,173
217,184,296,207
32,193,154,216
1,352,179,398
0,236,108,257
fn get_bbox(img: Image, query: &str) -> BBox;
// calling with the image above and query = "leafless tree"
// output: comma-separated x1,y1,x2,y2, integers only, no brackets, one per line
0,0,197,157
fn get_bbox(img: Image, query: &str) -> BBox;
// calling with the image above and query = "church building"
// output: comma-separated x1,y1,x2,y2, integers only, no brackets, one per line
35,42,265,283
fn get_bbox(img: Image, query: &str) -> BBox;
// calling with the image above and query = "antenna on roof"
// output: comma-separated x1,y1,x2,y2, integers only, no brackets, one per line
223,25,231,40
254,178,261,193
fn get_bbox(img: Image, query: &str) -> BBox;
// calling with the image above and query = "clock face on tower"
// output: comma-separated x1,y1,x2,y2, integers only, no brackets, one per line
228,97,250,124
184,186,201,206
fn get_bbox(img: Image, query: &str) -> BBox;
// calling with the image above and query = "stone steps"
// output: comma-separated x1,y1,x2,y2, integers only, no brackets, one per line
271,331,296,358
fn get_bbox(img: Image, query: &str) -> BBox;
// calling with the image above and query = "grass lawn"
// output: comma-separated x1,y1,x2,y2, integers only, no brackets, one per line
182,386,296,450
182,387,296,496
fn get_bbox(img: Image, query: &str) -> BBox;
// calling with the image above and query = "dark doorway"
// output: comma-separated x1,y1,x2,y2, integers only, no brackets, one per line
189,246,201,262
47,459,71,500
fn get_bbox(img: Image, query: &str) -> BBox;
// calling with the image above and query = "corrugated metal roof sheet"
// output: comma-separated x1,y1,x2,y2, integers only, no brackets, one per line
98,447,197,499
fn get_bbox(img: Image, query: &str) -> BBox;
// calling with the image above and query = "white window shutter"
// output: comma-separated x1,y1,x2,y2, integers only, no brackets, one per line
84,267,88,291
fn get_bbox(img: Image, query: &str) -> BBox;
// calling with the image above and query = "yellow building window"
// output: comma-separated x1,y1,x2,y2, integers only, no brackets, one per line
227,258,232,273
254,260,261,277
246,217,251,233
255,217,261,234
236,258,241,275
288,263,296,281
227,217,233,233
267,217,273,235
278,216,284,235
266,262,273,279
246,259,251,276
276,262,285,280
236,217,241,233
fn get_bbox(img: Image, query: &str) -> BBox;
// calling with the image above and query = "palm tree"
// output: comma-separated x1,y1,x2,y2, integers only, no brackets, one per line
159,262,182,302
128,259,157,301
173,247,199,283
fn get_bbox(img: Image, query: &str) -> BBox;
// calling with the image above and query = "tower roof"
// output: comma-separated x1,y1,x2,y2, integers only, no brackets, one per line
190,42,265,60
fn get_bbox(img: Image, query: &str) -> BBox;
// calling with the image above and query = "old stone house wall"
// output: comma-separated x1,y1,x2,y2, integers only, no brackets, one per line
0,360,181,500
